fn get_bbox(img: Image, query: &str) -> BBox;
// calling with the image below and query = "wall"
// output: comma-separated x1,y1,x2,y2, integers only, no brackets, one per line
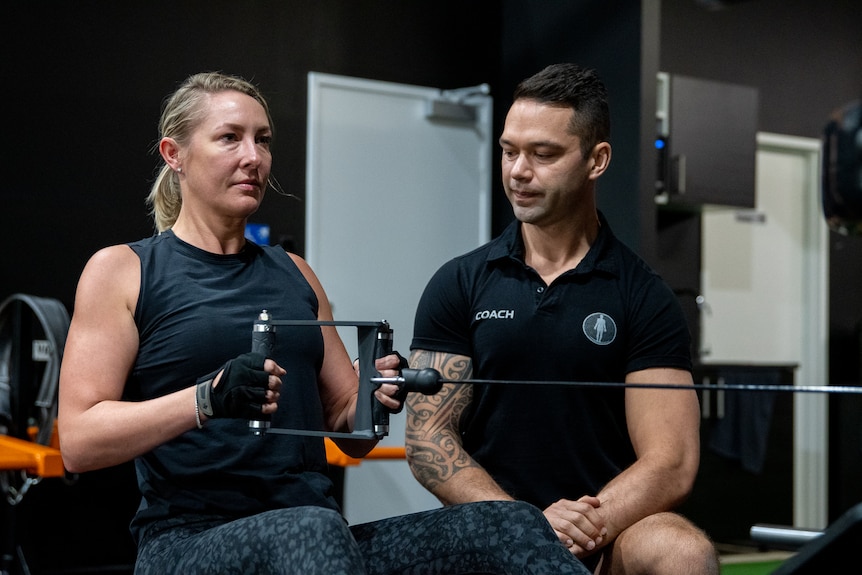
658,0,862,522
661,0,860,139
496,0,655,255
3,0,501,313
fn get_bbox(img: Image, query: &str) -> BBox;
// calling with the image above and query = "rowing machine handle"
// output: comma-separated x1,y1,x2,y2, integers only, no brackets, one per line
371,321,394,438
250,310,276,436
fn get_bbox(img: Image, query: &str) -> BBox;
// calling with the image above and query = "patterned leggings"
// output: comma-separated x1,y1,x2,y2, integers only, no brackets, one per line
135,500,591,575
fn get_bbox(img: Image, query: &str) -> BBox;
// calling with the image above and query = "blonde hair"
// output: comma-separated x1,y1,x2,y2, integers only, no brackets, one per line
147,72,273,231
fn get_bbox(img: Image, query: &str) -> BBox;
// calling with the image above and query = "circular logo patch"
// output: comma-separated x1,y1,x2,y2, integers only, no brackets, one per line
582,312,617,345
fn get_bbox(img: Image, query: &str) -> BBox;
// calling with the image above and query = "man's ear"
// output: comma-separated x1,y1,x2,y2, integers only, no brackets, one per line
159,137,181,172
589,142,612,179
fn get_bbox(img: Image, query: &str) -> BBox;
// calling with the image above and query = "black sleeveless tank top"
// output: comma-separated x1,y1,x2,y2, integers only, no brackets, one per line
126,231,339,543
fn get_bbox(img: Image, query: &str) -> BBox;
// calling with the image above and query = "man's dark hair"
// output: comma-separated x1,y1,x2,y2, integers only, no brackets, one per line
513,63,610,155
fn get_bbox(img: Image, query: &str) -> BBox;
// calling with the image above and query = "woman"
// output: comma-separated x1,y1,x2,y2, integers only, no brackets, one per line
58,72,591,575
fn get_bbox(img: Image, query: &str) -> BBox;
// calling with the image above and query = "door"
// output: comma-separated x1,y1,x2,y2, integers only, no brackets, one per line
700,133,828,529
306,72,493,523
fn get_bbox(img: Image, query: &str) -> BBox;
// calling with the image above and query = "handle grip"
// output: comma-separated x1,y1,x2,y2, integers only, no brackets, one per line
250,310,276,436
371,322,394,438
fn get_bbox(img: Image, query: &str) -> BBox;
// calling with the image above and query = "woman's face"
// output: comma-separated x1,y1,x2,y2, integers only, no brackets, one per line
179,90,273,221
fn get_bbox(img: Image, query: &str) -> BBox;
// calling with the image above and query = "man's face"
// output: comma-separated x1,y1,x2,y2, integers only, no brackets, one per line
499,100,594,226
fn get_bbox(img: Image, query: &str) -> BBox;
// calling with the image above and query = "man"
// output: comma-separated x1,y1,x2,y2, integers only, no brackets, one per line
405,63,720,575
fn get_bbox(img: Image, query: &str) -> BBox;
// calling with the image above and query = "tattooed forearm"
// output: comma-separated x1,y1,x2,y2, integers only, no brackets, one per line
405,351,478,491
406,383,475,490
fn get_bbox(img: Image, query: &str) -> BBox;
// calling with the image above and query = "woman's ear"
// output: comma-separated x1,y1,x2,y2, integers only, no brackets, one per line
159,137,182,172
589,142,612,179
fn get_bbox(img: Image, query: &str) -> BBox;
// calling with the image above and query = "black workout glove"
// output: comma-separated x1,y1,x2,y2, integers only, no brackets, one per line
195,352,270,420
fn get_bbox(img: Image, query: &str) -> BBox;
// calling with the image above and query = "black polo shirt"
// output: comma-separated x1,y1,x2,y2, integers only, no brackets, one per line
411,212,691,508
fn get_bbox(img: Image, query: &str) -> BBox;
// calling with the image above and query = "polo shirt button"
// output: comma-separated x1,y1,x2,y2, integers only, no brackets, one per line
536,286,545,293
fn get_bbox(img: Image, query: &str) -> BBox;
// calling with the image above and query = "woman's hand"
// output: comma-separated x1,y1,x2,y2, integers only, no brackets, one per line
371,353,407,411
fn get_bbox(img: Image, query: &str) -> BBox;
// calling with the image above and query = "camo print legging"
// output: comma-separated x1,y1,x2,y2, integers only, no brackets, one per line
135,500,591,575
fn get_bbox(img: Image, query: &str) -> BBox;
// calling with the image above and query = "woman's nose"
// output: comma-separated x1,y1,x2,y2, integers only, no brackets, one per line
240,138,261,167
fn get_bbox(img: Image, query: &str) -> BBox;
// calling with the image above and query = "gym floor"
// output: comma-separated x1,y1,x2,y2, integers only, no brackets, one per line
717,548,794,575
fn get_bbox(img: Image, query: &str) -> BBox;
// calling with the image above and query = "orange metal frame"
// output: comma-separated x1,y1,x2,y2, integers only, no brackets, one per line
0,432,64,478
0,424,401,478
324,438,406,467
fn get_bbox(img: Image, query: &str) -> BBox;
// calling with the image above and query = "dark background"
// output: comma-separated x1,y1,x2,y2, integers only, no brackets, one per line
3,0,860,572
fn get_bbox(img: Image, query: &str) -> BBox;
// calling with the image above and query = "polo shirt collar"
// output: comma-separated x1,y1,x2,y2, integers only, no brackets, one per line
487,210,620,276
